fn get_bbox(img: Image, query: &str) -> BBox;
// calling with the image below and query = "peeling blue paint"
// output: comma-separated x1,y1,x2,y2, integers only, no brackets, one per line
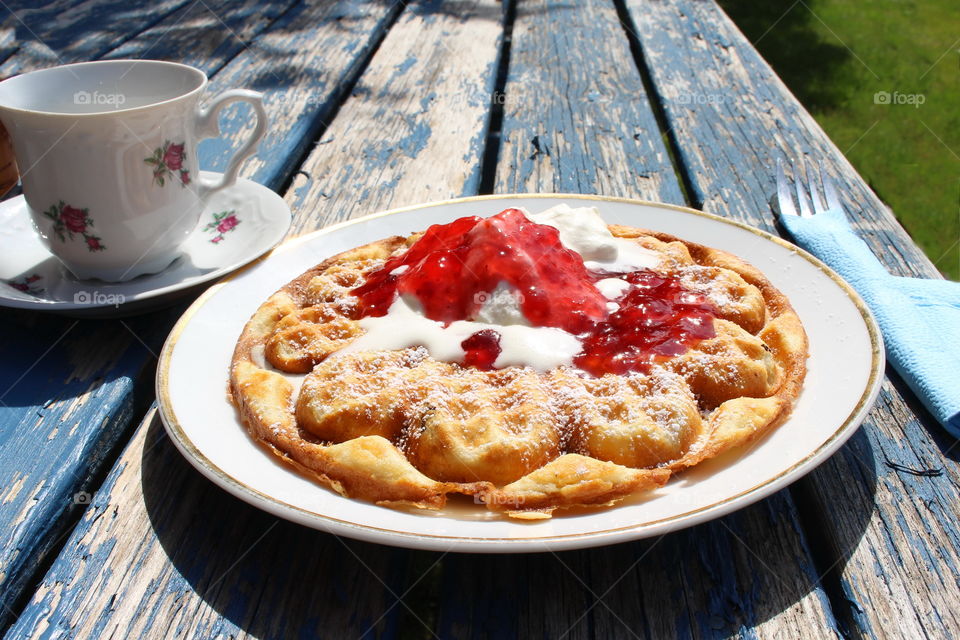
397,117,431,160
394,54,417,76
419,90,437,113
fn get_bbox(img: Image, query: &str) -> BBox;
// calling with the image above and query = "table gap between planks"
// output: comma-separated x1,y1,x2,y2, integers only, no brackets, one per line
0,0,955,638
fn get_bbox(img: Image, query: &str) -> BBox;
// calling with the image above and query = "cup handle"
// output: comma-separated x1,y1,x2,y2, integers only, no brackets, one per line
193,88,267,200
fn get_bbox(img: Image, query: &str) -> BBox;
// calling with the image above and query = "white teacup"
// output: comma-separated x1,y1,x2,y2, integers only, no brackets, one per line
0,59,267,282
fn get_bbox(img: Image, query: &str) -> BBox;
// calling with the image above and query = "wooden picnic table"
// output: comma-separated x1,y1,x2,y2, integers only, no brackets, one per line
0,0,956,638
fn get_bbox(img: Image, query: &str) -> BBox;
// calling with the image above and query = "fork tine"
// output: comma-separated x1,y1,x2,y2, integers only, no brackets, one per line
809,165,828,215
819,164,843,213
776,158,797,216
792,158,814,217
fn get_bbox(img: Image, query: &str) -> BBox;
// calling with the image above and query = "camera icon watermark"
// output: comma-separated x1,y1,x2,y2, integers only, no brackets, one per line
474,291,493,305
73,90,127,107
74,290,126,305
73,491,92,505
873,90,925,108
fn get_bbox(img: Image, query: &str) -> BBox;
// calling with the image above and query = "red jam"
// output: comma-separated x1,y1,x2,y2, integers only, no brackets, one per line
574,270,716,376
461,329,502,370
351,208,716,376
352,208,607,332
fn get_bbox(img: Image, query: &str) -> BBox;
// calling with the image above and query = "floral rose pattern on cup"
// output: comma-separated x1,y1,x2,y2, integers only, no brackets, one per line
42,201,106,252
3,273,43,295
203,209,240,244
144,141,190,187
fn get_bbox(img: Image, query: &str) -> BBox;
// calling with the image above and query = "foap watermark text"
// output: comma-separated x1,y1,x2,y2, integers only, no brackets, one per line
873,91,925,108
74,90,126,107
674,92,728,106
474,288,525,307
74,290,125,305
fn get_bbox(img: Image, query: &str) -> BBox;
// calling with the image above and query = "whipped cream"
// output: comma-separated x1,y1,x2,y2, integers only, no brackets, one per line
473,281,531,326
337,295,581,371
595,277,631,300
525,203,660,272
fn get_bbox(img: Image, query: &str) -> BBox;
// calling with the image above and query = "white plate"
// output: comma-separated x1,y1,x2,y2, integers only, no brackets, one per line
157,194,884,552
0,171,291,317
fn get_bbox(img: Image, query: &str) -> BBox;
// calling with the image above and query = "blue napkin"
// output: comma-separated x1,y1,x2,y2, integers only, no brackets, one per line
779,206,960,437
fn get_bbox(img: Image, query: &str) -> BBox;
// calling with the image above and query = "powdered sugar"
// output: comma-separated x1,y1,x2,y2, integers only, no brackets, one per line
678,265,736,309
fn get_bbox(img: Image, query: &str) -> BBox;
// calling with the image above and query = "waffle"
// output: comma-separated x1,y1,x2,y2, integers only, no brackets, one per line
229,218,807,519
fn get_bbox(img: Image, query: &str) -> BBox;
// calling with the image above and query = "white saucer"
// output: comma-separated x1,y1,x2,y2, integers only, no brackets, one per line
0,171,291,317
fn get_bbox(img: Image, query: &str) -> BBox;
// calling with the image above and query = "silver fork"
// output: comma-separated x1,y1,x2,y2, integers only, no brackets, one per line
776,157,843,218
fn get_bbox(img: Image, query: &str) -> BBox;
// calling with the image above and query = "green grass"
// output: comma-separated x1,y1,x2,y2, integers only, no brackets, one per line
719,0,960,280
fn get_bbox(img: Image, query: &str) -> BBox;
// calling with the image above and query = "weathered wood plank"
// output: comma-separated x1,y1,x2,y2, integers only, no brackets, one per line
5,412,412,639
104,0,298,76
492,0,683,203
105,0,402,193
0,0,296,79
0,0,298,613
7,1,505,637
0,310,173,630
282,0,504,228
0,0,401,630
441,496,839,639
0,0,191,77
0,16,23,67
796,378,960,637
625,0,960,637
437,0,840,637
195,0,421,193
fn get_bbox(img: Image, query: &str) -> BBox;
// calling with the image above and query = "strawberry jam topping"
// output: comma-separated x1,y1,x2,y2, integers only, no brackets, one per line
461,329,502,370
352,208,607,332
351,208,716,376
574,270,715,376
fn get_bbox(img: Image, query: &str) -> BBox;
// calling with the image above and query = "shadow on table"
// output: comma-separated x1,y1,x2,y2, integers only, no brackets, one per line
0,308,171,409
717,0,853,113
141,412,879,638
141,416,415,638
432,428,880,638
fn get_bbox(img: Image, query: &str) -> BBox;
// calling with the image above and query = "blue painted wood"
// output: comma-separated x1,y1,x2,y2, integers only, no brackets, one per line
0,0,401,631
5,415,408,639
491,0,683,204
194,0,407,193
4,0,948,637
281,0,506,232
0,28,18,69
0,310,174,629
439,497,840,639
103,0,298,77
624,0,960,635
0,0,295,80
0,0,192,77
